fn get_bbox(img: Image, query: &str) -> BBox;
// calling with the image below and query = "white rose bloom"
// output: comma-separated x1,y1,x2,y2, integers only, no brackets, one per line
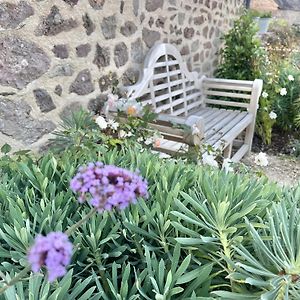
222,158,234,173
95,116,108,129
107,119,119,130
254,152,268,167
269,111,277,120
280,88,287,96
288,75,294,81
202,153,218,168
262,91,268,98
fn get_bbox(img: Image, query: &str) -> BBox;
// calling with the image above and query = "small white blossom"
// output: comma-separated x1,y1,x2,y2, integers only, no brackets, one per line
280,88,287,96
137,137,144,142
262,91,268,98
269,111,277,120
222,158,234,173
144,137,153,145
107,119,119,130
158,152,171,159
288,75,294,81
95,116,107,130
192,124,200,135
119,130,133,138
202,153,218,168
118,99,143,116
254,152,268,167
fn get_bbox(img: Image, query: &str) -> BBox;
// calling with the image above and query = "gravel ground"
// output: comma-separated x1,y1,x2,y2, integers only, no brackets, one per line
242,153,300,187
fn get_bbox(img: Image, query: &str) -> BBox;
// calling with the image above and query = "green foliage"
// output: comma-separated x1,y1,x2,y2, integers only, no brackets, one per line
214,186,300,299
217,13,300,144
216,13,266,81
249,10,272,19
0,139,288,298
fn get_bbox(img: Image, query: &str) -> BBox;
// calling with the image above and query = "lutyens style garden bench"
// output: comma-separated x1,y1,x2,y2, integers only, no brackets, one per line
121,43,263,162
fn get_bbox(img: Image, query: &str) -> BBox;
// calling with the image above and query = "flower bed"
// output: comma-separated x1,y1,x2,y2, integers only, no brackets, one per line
0,137,299,299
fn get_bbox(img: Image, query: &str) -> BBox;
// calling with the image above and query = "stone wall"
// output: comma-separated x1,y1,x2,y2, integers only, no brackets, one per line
0,0,243,151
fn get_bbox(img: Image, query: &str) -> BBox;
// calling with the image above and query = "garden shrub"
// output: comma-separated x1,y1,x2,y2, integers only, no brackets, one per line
0,136,293,299
216,13,266,81
217,13,300,145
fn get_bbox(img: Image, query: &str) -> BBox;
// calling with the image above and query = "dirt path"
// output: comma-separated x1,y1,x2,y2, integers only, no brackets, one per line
242,154,300,187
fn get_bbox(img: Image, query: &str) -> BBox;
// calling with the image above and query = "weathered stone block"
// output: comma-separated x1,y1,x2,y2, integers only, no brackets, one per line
114,42,128,67
184,27,195,39
59,102,82,119
54,85,63,96
133,0,139,16
0,1,34,29
146,0,164,11
69,69,94,95
76,44,91,57
156,16,166,28
98,72,117,92
101,15,117,39
52,44,69,59
122,68,139,86
33,89,56,112
121,21,137,36
48,64,74,78
82,13,95,36
0,36,50,89
194,15,205,25
93,44,110,68
63,0,79,6
131,38,144,63
35,6,78,36
88,0,105,10
0,98,56,144
142,28,161,48
88,94,106,113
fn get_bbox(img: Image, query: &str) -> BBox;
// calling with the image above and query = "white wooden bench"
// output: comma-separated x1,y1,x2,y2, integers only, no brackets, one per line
121,43,263,162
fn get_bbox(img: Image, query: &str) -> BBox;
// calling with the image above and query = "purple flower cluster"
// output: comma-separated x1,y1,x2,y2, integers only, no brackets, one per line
28,232,72,282
70,162,148,211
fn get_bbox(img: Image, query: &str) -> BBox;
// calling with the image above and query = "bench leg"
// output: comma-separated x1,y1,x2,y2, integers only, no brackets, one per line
223,143,233,159
244,122,255,155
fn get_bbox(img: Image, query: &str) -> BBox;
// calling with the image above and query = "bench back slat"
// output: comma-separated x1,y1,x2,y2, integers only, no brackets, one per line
126,43,203,116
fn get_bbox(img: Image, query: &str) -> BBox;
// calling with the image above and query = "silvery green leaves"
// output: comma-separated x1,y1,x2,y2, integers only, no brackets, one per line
214,197,300,299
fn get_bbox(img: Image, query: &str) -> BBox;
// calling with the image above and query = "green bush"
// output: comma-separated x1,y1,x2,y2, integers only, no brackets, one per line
216,13,266,81
217,13,300,145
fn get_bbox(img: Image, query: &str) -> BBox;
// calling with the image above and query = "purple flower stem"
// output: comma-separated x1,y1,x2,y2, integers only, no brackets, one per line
65,208,97,236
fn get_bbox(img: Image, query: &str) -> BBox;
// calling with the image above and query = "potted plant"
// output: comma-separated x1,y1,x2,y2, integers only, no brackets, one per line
250,10,273,34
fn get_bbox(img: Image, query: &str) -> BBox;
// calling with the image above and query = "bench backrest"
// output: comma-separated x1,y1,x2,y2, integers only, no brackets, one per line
126,43,203,117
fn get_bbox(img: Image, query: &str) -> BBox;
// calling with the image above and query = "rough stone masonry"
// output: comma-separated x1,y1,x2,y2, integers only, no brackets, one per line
0,0,243,151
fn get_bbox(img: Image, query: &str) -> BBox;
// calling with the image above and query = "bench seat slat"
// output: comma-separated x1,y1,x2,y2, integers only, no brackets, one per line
206,112,249,144
205,111,241,138
210,114,253,149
